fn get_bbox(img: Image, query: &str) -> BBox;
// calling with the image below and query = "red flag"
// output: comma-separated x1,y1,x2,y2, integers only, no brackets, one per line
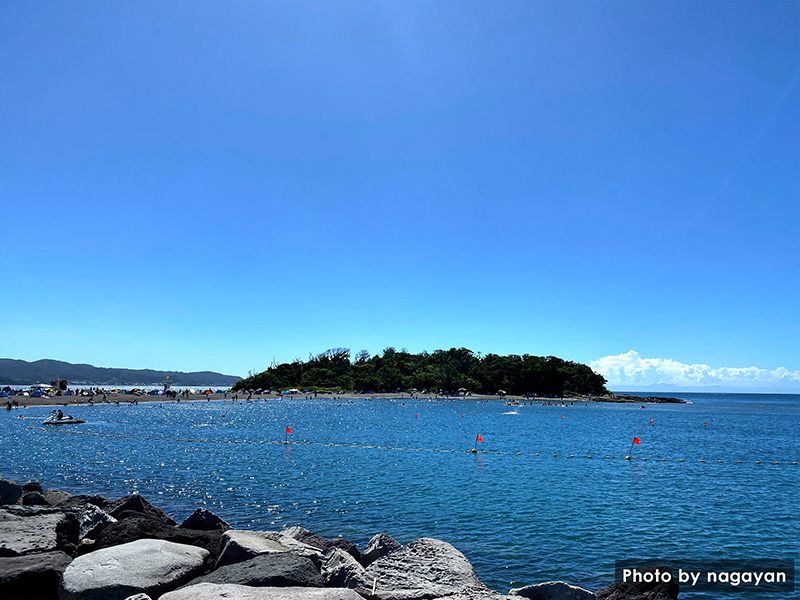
286,427,292,434
476,434,483,442
633,437,640,445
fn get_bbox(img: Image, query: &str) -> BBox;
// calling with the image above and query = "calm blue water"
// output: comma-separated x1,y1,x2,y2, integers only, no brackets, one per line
2,393,798,598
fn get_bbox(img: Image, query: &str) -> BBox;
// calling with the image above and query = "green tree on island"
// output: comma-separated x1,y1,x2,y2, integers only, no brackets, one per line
233,348,607,397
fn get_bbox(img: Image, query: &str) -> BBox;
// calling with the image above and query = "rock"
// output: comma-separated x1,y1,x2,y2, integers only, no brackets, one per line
364,537,505,600
59,538,209,600
124,594,152,600
74,503,117,540
0,509,70,557
321,548,369,591
215,530,295,568
106,495,176,525
161,583,366,600
94,515,223,560
21,492,50,506
595,566,679,600
282,526,361,563
510,581,596,600
55,512,80,556
179,508,230,531
0,550,73,600
43,489,73,506
362,533,403,567
184,553,323,588
21,482,42,494
0,480,23,506
57,494,113,511
0,502,115,545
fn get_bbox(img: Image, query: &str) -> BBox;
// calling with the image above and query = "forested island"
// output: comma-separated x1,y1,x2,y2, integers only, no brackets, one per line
233,347,608,397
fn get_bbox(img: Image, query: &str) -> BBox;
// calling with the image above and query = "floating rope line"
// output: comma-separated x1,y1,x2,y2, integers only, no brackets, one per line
29,427,799,465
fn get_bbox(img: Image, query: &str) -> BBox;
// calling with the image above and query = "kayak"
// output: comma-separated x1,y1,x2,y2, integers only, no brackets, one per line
42,415,86,425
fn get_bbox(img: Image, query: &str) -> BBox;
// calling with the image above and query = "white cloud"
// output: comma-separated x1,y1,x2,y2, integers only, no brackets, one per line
590,351,800,392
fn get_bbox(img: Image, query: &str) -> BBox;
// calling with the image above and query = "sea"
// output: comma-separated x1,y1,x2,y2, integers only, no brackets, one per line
2,391,798,599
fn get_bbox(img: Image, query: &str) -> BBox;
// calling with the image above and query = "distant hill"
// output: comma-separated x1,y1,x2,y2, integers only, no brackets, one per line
0,358,242,386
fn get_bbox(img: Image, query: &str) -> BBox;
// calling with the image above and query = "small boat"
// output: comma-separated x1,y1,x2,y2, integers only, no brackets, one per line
42,414,86,425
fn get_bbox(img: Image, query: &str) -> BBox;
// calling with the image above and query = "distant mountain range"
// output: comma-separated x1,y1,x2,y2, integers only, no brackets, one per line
0,358,242,386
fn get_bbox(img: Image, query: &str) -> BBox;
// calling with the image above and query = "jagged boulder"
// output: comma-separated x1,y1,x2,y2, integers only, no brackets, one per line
510,581,597,600
179,508,230,531
74,503,117,540
282,526,360,563
215,531,296,568
0,550,73,600
59,539,208,600
106,495,176,525
183,553,323,588
21,482,42,494
361,532,403,567
0,508,76,557
595,566,679,600
161,584,365,600
321,548,369,592
364,537,508,600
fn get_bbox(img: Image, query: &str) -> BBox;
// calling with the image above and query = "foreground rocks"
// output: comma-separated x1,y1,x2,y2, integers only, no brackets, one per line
59,539,208,600
0,476,672,599
0,551,73,600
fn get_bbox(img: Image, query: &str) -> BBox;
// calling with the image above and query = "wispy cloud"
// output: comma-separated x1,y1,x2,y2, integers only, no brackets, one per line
590,351,800,392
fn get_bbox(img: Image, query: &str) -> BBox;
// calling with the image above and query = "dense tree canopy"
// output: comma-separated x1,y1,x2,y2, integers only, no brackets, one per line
233,348,607,396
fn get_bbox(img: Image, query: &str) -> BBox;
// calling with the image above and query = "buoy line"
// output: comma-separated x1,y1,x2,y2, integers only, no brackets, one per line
28,427,799,465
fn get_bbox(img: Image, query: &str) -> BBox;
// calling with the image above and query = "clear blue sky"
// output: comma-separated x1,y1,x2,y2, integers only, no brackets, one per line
1,1,798,391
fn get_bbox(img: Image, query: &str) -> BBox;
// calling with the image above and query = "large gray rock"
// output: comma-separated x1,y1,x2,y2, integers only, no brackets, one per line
0,509,68,556
184,553,323,588
179,508,230,531
0,550,73,600
595,566,679,600
59,538,209,600
510,581,596,600
362,532,403,567
0,479,23,506
364,537,508,600
282,526,361,563
321,548,369,591
215,530,323,569
215,531,295,568
161,583,365,600
0,503,115,545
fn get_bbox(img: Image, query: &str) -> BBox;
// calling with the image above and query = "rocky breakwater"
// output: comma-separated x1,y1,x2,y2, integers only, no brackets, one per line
0,476,679,600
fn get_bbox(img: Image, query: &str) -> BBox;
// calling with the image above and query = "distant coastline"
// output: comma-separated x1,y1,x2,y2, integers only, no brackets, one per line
0,358,241,387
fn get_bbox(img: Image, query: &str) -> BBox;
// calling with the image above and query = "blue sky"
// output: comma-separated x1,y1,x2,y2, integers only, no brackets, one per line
1,1,798,391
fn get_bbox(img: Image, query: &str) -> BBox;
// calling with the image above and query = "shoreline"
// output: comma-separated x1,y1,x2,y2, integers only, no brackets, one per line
4,391,687,410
